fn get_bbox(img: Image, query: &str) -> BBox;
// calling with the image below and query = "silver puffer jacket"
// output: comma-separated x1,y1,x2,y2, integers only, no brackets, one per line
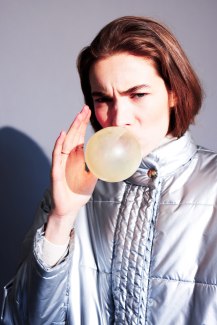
1,131,217,325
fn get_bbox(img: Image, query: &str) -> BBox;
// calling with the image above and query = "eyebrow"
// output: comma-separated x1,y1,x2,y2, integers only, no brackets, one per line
91,84,150,97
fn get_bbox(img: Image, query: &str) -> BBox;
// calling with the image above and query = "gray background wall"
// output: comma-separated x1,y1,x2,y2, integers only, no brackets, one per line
0,0,216,308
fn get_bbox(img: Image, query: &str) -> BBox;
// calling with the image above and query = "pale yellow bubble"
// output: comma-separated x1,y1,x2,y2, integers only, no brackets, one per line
85,127,142,182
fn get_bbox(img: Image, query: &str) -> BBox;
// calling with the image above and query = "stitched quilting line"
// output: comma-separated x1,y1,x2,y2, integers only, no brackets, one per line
113,184,135,321
111,183,160,324
112,183,138,324
111,184,132,281
150,276,217,287
134,187,159,325
143,179,162,325
118,185,141,318
129,187,152,325
111,183,131,300
119,186,148,324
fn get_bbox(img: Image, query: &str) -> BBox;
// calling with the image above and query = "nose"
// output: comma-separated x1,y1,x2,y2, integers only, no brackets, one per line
111,101,132,127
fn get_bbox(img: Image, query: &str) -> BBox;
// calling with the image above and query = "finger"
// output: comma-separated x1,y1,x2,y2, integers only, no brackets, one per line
77,107,91,146
62,105,90,153
51,131,67,174
53,131,66,156
69,105,90,147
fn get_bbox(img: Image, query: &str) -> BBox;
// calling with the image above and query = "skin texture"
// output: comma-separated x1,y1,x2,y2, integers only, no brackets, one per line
90,53,176,157
46,53,176,244
46,106,97,244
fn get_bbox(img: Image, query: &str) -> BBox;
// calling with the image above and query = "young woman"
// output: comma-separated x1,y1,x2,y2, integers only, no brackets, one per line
2,16,217,324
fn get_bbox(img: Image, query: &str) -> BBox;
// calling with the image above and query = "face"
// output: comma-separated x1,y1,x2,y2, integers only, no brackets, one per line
89,53,175,157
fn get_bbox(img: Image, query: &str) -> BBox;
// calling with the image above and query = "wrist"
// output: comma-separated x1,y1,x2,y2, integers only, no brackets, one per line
45,213,75,245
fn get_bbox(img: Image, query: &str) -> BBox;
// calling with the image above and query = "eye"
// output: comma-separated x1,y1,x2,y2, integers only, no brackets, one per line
131,93,148,99
93,96,112,104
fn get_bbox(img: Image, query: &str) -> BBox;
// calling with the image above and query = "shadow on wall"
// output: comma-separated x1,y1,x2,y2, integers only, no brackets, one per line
0,126,50,310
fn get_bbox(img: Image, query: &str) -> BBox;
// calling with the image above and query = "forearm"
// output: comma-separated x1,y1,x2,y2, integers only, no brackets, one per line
2,226,74,324
41,236,70,266
45,211,77,245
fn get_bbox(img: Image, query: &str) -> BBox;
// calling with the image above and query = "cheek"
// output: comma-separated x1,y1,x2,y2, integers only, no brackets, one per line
152,110,170,136
138,98,170,134
94,109,107,127
153,95,171,123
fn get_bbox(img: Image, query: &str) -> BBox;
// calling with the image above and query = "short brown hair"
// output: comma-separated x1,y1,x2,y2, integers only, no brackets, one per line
77,16,203,137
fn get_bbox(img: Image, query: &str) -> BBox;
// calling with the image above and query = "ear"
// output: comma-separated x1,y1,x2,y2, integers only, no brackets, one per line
168,91,177,108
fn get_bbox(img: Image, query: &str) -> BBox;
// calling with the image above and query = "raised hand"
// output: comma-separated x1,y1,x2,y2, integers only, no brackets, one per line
46,105,98,244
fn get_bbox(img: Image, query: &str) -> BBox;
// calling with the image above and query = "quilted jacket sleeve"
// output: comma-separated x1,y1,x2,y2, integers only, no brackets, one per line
1,190,74,325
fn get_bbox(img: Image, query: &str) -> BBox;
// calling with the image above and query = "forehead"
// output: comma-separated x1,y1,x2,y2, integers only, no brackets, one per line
89,53,159,91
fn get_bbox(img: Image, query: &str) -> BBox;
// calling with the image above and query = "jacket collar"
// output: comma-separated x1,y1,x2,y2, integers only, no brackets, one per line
126,131,197,186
